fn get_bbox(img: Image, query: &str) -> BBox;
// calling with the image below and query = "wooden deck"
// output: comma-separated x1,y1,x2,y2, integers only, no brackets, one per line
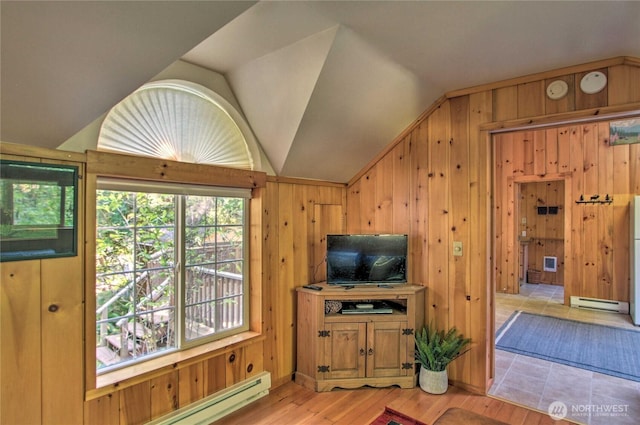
214,381,577,425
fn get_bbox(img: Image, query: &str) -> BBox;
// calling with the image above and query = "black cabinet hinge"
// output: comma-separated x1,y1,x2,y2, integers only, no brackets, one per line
402,363,413,370
402,328,414,335
318,330,330,337
318,365,330,373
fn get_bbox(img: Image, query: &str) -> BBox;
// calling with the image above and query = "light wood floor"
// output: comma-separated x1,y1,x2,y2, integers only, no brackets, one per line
214,380,574,425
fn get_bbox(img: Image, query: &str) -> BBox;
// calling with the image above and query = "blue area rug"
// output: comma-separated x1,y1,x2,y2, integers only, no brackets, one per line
496,311,640,382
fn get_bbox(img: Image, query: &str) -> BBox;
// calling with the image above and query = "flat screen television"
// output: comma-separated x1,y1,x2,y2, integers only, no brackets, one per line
0,160,78,262
326,234,407,285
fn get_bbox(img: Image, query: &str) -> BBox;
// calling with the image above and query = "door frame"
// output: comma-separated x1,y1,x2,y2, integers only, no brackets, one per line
481,109,635,393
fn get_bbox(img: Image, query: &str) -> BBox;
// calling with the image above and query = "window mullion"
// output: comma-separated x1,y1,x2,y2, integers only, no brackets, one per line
176,194,186,348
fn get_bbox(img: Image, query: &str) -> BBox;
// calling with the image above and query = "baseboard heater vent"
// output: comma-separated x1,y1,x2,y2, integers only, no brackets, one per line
148,371,271,425
570,296,629,314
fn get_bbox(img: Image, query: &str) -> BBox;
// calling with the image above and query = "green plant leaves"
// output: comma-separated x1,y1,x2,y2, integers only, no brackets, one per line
414,321,471,371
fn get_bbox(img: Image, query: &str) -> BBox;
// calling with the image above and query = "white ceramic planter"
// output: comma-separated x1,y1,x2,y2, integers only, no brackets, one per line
419,368,448,394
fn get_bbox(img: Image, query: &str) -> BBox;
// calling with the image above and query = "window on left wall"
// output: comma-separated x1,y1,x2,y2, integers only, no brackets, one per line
95,178,249,372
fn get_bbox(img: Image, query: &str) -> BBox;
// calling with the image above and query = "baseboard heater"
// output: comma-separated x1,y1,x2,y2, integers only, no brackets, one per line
147,371,271,425
570,296,629,314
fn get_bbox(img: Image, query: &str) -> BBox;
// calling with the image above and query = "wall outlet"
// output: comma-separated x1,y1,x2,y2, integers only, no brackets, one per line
453,241,463,257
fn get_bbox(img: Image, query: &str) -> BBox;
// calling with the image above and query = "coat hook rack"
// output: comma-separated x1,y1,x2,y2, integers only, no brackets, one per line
575,194,613,205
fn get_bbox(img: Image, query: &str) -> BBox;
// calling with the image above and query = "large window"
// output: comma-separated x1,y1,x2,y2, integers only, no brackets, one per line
95,179,249,372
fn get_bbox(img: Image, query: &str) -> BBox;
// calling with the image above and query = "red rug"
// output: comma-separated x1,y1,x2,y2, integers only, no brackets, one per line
370,407,427,425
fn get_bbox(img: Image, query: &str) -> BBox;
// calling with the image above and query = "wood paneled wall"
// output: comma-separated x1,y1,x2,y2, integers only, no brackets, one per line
518,180,565,286
347,57,640,393
0,149,86,425
261,177,346,388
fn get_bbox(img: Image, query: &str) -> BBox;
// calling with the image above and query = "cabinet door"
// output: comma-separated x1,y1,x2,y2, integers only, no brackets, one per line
323,322,366,379
366,321,409,378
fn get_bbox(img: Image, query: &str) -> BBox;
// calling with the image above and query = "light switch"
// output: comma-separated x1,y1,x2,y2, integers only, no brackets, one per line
453,241,463,257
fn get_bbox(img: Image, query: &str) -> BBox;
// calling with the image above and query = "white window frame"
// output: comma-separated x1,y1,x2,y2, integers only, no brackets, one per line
95,178,250,373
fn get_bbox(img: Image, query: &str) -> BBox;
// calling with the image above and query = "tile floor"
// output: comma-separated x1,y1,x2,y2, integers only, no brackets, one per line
489,283,640,424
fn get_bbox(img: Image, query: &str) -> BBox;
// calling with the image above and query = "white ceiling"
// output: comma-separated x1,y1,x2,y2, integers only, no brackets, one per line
2,1,640,182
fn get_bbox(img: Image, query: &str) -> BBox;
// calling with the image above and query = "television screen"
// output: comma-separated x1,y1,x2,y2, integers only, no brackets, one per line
326,234,407,285
0,160,78,262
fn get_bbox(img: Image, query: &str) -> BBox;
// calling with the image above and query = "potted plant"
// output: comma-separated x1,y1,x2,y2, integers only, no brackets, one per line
414,322,471,394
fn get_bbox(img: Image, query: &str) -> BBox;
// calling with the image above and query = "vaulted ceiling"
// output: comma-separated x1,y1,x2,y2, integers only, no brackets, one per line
2,1,640,182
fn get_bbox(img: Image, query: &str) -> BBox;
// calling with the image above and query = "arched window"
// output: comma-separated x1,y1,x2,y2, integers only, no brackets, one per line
98,80,259,170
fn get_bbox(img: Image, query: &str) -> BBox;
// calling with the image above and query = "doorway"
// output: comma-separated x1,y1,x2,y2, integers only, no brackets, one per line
516,180,565,290
489,121,639,424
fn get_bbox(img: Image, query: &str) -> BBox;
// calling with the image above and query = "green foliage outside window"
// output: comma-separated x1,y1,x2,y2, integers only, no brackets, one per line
95,185,247,371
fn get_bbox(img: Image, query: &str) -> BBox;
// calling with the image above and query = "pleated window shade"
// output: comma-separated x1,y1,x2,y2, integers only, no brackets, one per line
98,80,254,170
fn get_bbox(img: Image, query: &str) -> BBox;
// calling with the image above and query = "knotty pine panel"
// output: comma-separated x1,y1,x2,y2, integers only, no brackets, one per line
633,144,640,194
597,123,615,300
493,85,518,121
608,64,640,105
375,153,395,233
495,133,516,293
0,260,42,425
274,183,296,382
448,96,472,384
522,131,535,176
119,381,151,425
517,80,545,118
225,349,245,387
244,340,265,379
582,124,600,297
427,102,451,328
557,127,571,174
612,142,631,302
84,393,119,425
41,257,84,424
568,126,584,303
467,90,493,392
204,353,227,396
411,120,429,287
510,129,525,177
532,129,546,176
312,204,344,283
346,179,362,233
150,371,178,418
360,167,377,231
391,137,411,236
293,184,313,286
178,363,204,408
262,181,280,385
544,128,559,174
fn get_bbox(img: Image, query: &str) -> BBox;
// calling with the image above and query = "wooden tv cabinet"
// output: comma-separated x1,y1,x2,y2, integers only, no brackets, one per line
295,283,425,392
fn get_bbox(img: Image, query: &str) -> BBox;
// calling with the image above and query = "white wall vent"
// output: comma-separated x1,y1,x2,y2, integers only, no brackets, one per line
570,296,629,314
148,371,271,425
543,256,557,272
